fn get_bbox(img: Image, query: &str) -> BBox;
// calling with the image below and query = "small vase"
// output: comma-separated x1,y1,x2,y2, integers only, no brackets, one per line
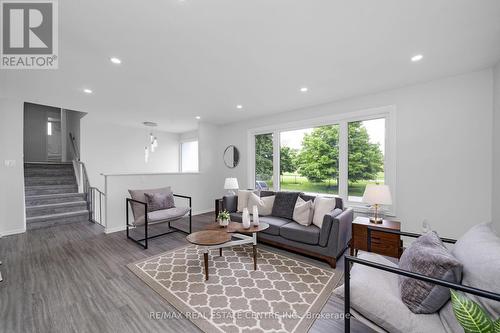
219,218,229,227
242,208,251,229
252,205,260,227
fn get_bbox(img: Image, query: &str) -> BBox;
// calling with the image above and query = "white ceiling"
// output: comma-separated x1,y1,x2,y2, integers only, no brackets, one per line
1,0,500,132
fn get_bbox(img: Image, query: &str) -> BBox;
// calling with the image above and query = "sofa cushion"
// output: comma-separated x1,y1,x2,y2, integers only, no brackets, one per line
271,191,300,220
399,231,462,314
144,191,175,212
258,216,291,236
280,222,320,245
451,223,500,319
292,197,313,226
333,252,446,333
312,196,336,228
133,206,190,226
439,302,463,333
230,212,242,222
248,192,275,216
128,187,171,220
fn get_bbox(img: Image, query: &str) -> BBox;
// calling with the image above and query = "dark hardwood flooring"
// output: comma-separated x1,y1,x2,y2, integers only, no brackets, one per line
0,213,374,333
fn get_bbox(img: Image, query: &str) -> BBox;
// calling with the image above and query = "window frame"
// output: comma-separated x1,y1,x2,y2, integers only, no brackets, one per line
247,105,396,215
179,138,199,173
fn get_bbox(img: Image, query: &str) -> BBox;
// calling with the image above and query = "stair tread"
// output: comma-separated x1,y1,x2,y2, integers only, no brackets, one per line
26,184,78,189
24,162,73,165
26,201,87,209
26,210,89,222
25,193,83,199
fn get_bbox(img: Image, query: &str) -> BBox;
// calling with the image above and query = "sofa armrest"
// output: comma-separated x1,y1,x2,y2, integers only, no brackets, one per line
222,195,238,213
322,208,353,257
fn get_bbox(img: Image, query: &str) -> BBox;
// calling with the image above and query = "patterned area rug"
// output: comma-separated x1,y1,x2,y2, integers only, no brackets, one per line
128,244,340,333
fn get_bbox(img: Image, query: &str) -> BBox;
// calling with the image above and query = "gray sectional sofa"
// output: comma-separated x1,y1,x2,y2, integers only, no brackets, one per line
223,191,353,268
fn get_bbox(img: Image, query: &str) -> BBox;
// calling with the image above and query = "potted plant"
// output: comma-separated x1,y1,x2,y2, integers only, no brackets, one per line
217,210,230,227
450,290,500,333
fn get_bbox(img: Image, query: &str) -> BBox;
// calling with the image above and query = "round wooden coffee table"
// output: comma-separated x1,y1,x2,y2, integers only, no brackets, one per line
203,222,269,273
186,230,231,280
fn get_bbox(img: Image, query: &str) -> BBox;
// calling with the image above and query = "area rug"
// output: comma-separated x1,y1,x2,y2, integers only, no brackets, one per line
128,244,341,333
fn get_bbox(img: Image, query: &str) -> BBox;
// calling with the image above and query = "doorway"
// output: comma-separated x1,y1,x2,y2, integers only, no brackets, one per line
23,103,63,162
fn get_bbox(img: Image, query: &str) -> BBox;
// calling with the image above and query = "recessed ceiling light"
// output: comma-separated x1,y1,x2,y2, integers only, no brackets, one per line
195,116,201,120
110,57,122,64
411,54,423,62
236,105,243,109
300,87,309,92
83,88,93,94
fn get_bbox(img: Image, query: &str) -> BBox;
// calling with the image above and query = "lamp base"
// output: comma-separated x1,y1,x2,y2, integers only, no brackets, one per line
369,217,383,224
226,190,236,196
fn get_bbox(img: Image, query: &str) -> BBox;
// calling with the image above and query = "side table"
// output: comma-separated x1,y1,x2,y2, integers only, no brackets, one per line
351,216,402,258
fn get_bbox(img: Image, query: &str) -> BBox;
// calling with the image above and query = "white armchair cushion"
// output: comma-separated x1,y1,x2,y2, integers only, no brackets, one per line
333,252,446,333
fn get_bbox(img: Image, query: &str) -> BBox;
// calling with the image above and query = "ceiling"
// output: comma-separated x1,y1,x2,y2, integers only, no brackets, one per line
1,0,500,132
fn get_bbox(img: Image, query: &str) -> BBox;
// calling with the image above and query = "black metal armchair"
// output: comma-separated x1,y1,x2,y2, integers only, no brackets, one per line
343,227,500,332
126,194,192,249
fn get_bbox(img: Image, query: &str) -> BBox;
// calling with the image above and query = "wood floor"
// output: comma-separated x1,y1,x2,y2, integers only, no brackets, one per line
0,213,374,333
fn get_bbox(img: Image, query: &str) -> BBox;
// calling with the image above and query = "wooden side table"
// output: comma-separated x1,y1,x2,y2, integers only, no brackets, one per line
351,216,402,258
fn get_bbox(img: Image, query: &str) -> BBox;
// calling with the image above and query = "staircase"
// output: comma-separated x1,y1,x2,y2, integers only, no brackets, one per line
24,162,89,230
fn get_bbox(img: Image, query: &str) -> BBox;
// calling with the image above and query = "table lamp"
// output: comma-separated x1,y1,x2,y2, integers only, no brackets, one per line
362,184,392,224
224,178,239,195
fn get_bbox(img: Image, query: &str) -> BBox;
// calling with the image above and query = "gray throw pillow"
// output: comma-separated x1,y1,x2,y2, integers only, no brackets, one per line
399,231,462,314
144,191,175,212
128,187,171,219
271,192,300,220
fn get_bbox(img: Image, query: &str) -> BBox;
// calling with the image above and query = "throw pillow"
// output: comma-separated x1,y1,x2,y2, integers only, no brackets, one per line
144,191,175,212
312,197,336,228
237,190,256,212
450,223,500,319
399,231,462,314
247,192,275,216
271,192,300,220
128,186,171,219
293,197,313,226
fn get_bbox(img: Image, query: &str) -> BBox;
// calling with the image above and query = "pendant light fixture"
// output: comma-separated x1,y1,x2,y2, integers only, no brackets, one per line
143,122,158,163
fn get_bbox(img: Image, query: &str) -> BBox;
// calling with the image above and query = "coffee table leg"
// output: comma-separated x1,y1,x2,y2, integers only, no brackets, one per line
204,251,209,280
219,248,222,256
253,245,257,270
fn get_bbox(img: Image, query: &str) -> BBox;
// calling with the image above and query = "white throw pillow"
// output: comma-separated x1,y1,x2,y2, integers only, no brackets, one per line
247,192,275,216
293,197,313,226
237,190,255,212
312,197,336,228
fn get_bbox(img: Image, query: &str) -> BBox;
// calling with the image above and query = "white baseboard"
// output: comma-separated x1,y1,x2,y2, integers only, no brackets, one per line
0,227,26,237
104,209,214,234
105,225,127,234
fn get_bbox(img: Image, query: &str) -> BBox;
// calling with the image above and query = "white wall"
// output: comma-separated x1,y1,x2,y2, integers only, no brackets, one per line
80,116,181,190
216,70,494,239
493,62,500,232
102,122,219,233
0,99,26,236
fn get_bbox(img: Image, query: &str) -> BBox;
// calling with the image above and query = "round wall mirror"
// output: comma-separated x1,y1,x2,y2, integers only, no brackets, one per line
223,145,240,168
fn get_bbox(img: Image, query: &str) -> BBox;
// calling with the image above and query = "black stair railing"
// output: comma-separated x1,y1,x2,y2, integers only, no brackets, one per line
68,132,105,226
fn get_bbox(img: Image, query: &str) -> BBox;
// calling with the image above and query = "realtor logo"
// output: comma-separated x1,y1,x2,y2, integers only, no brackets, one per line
1,0,58,69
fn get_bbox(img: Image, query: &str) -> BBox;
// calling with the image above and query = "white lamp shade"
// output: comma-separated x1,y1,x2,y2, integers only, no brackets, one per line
362,184,392,205
224,178,239,190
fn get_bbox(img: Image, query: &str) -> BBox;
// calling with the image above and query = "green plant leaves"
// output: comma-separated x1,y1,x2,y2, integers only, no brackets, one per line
494,319,500,333
451,290,493,333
